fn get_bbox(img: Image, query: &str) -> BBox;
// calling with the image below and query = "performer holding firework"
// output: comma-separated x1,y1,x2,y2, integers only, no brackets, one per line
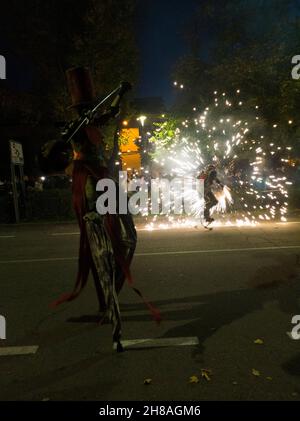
40,66,160,352
200,164,224,225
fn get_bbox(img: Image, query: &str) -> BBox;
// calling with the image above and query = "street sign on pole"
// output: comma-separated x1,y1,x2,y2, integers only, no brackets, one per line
10,140,24,165
9,140,25,223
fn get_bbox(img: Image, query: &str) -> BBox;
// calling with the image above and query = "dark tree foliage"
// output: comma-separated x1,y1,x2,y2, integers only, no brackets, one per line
0,0,139,174
0,0,138,122
172,0,300,152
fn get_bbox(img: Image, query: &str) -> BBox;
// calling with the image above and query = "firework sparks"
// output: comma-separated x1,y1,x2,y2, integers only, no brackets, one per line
143,87,293,229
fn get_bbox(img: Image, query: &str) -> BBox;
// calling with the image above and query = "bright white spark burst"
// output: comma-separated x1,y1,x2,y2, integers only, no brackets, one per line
144,88,292,229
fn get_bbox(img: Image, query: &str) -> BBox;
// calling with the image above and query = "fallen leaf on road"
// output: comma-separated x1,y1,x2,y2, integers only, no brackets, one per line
201,369,212,381
252,369,261,377
144,378,152,385
266,377,273,381
292,392,298,397
254,339,264,345
189,376,200,384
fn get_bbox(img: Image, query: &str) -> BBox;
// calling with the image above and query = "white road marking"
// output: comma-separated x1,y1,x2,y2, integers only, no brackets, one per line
51,232,79,236
0,235,15,239
0,245,300,264
122,337,199,349
0,257,77,264
0,345,38,356
136,245,300,257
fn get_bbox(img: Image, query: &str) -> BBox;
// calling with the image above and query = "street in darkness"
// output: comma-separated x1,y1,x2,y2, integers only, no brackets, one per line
0,220,300,400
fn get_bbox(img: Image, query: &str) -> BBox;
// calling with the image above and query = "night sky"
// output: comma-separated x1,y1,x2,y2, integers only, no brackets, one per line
136,0,198,106
0,0,200,104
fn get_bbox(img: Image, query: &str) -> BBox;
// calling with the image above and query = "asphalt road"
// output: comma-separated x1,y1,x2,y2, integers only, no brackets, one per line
0,221,300,401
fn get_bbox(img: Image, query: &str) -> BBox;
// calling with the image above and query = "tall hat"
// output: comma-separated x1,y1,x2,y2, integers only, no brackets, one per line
65,66,96,108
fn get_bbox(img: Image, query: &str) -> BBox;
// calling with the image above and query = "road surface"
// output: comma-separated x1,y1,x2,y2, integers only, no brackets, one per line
0,220,300,400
